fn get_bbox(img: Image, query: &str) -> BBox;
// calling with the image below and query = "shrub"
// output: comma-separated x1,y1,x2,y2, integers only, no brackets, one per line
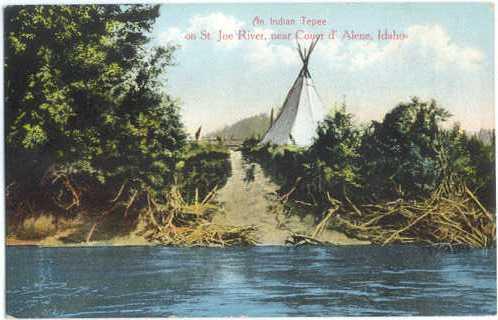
5,5,187,224
360,98,450,199
307,106,362,201
176,142,231,202
242,98,495,213
465,131,495,209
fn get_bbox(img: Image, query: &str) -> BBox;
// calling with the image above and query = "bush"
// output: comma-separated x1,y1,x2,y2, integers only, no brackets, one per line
307,106,362,201
465,131,495,209
176,142,231,203
242,97,495,213
5,5,188,224
241,108,362,205
360,98,450,199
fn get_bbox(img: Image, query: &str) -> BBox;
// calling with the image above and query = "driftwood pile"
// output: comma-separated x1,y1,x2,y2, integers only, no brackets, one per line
284,180,495,248
329,183,495,248
140,186,258,246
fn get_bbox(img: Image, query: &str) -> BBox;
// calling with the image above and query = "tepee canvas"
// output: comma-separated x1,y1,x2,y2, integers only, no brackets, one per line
260,39,327,147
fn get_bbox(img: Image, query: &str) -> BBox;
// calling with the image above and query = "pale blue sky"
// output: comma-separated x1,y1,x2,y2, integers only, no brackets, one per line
150,3,494,134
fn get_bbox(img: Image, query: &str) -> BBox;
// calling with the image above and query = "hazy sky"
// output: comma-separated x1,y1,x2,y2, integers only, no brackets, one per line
150,3,494,135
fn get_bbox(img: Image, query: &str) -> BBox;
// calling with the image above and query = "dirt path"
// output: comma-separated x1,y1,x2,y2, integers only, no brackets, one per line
212,151,369,245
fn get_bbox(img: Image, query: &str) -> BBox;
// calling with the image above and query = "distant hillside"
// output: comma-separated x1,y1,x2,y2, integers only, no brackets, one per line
208,114,271,140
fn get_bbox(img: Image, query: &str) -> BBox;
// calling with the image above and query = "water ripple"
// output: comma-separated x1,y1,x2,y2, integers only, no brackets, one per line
6,245,496,317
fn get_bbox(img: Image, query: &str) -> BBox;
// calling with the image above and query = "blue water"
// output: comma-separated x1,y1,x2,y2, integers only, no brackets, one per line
6,245,497,317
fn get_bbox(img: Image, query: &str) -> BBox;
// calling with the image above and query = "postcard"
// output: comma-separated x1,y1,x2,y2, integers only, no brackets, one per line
4,2,496,317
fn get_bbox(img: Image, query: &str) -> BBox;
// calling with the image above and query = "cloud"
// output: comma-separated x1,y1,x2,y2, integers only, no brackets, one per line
157,13,300,67
324,24,485,71
187,12,245,49
157,13,245,49
158,14,484,74
186,15,298,66
406,24,484,70
244,28,298,68
158,27,184,45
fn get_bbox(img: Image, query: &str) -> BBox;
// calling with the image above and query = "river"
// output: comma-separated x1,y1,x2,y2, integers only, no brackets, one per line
6,245,496,317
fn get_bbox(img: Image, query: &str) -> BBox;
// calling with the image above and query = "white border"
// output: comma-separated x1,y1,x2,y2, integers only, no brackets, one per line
0,1,496,320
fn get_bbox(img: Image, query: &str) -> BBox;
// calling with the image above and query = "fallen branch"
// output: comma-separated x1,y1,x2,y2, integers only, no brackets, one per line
312,206,338,238
286,233,332,246
111,181,127,203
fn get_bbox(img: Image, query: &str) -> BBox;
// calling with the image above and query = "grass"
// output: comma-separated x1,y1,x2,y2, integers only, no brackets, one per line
15,214,58,240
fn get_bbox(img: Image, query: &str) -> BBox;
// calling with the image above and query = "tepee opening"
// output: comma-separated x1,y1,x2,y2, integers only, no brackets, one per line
260,39,327,147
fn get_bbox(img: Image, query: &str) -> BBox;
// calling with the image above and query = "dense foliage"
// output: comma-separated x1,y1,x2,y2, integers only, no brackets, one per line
177,142,231,203
360,98,451,199
308,105,362,200
458,129,495,209
242,98,495,210
6,5,183,187
5,5,230,235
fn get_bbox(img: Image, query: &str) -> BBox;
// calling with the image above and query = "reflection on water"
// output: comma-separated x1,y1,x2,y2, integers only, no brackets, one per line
6,246,497,317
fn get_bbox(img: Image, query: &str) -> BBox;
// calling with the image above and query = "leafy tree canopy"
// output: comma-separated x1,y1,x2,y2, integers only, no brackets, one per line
308,105,362,198
5,5,186,195
359,98,451,198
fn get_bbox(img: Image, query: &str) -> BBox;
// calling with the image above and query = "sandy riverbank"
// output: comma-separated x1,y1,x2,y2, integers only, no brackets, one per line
7,151,369,247
6,230,153,247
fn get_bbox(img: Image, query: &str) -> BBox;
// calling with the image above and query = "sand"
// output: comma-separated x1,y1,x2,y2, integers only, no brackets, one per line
212,151,369,245
7,150,368,247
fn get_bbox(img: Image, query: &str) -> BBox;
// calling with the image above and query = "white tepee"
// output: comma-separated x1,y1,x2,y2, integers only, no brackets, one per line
260,39,327,147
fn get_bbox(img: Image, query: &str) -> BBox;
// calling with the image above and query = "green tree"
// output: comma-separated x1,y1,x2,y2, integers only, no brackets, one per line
464,131,495,209
307,106,362,200
360,97,451,199
5,5,186,219
436,123,474,184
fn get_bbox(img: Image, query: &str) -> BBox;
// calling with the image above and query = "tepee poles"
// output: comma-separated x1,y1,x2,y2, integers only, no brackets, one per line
260,38,326,147
297,38,319,78
269,38,319,129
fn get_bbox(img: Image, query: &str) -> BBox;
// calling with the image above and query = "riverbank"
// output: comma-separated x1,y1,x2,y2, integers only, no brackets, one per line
6,235,366,247
6,239,153,247
6,212,367,247
240,135,496,249
6,229,366,247
7,150,367,247
6,234,152,247
6,221,152,247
